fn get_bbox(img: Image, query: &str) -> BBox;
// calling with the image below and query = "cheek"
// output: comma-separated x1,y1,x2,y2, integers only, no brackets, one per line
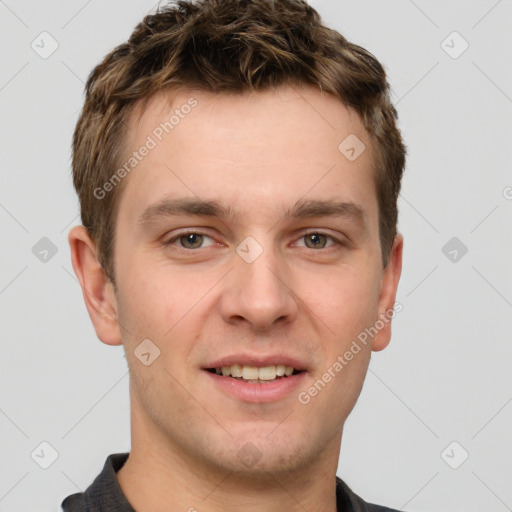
115,263,174,349
312,266,381,336
116,261,207,365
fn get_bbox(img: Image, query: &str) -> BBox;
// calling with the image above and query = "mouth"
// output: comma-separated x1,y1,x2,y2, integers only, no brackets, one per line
203,362,307,403
206,364,303,383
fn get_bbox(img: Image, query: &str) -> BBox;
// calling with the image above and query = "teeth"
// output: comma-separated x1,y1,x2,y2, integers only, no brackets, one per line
213,364,298,380
231,364,243,377
276,364,286,377
258,365,276,381
242,366,259,380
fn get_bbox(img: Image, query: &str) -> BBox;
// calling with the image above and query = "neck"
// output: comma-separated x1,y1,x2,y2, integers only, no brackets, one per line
117,400,342,512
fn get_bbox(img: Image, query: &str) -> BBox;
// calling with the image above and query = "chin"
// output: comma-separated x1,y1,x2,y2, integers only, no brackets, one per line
208,445,316,479
203,427,324,477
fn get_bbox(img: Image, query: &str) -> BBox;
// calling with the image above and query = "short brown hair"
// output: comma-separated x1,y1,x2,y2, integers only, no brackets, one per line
72,0,406,282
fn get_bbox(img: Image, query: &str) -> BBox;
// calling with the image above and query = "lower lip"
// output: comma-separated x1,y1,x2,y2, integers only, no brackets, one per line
203,370,307,403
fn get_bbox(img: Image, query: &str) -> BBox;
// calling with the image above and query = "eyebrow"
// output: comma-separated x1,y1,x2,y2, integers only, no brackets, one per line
137,197,368,227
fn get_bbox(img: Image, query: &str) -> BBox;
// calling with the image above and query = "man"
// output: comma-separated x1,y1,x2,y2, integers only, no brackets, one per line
62,0,407,510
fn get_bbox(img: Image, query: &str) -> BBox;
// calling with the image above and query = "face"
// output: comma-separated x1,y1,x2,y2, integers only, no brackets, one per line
88,84,401,477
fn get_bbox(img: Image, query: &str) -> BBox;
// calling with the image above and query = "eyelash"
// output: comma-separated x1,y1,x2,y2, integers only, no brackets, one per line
163,229,344,252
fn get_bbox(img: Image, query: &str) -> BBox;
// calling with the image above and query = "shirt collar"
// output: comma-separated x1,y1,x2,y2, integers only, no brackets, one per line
61,453,136,512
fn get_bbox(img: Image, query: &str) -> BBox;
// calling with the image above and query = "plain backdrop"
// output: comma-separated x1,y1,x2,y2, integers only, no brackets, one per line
0,1,511,511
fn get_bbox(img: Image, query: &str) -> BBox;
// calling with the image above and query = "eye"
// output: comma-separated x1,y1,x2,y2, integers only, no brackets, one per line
163,230,343,252
295,232,340,250
164,231,216,250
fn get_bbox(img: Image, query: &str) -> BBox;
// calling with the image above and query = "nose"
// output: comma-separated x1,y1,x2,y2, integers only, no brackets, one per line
219,240,298,332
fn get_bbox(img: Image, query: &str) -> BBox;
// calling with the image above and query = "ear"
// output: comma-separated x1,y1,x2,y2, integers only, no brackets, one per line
68,225,123,346
372,233,403,352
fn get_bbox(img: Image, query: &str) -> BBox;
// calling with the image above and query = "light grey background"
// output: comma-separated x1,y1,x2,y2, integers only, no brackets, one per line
0,1,511,511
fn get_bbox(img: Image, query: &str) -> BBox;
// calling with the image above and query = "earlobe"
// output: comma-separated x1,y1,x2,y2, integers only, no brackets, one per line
372,234,403,352
68,225,123,346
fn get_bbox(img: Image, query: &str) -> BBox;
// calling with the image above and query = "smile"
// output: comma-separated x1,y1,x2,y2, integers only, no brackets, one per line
207,364,300,382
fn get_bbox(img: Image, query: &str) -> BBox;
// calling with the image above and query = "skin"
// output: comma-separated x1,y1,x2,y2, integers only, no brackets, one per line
69,83,403,512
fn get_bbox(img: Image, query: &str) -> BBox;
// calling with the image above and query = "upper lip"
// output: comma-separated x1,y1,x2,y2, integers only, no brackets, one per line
204,354,308,371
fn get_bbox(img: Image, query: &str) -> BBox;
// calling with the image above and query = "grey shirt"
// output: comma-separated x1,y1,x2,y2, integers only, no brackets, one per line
61,452,403,512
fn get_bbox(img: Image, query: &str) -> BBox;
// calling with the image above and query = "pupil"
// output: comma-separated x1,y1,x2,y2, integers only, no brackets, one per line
182,233,202,248
307,233,325,248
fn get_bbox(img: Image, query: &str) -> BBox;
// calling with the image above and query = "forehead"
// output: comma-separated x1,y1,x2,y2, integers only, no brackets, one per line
118,84,377,228
128,84,369,155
